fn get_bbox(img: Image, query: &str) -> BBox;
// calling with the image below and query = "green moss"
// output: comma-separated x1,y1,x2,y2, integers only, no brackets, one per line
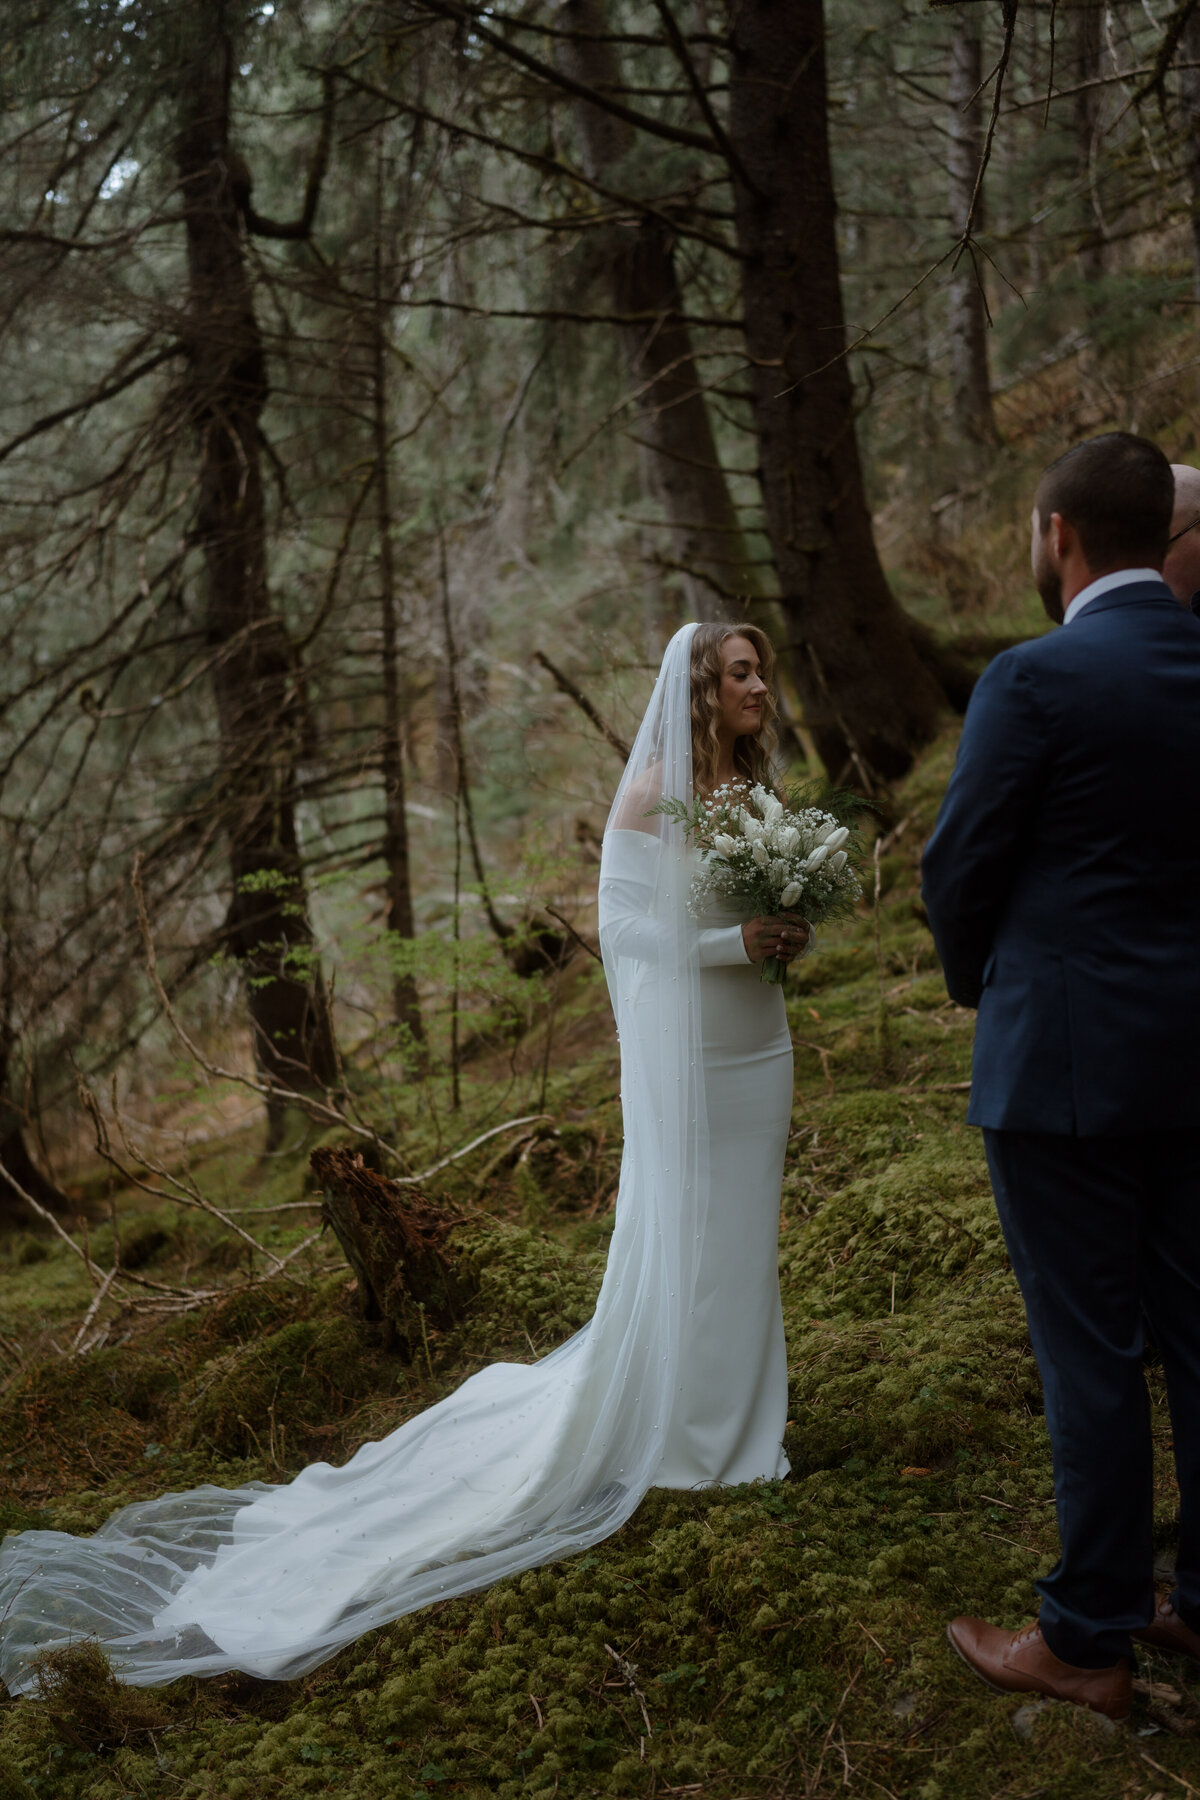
3,731,1198,1796
27,1643,170,1754
0,1347,182,1491
450,1224,601,1361
191,1279,312,1349
180,1316,385,1460
0,1756,34,1800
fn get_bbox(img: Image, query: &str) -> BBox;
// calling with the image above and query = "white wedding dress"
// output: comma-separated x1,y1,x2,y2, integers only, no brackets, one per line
605,828,792,1488
0,624,792,1694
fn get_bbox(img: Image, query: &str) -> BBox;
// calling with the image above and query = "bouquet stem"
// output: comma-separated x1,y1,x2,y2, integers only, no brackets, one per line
760,955,786,988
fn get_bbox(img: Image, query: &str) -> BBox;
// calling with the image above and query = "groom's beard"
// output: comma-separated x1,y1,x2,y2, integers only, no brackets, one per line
1034,543,1064,624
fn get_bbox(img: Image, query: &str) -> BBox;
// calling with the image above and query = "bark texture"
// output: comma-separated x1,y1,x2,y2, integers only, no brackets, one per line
175,19,337,1119
1074,0,1107,285
560,0,761,623
727,0,945,782
311,1146,477,1352
947,8,997,456
0,1111,68,1228
371,153,423,1044
1182,9,1200,302
0,922,68,1226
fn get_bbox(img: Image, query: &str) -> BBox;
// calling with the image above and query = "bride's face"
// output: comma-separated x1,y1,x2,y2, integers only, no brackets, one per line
718,635,767,739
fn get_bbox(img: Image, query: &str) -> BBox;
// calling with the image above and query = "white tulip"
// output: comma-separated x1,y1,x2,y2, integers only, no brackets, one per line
814,820,835,846
712,833,739,858
805,843,830,870
753,785,784,826
751,839,770,867
829,849,847,872
824,826,849,853
780,880,802,909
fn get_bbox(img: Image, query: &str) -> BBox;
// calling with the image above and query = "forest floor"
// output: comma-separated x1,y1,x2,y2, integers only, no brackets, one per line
2,727,1199,1800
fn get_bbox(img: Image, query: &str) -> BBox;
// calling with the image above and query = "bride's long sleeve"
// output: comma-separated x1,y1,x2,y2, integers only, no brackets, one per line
598,828,749,967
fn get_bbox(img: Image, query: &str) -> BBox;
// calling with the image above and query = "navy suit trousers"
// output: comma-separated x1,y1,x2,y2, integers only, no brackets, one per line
983,1128,1200,1665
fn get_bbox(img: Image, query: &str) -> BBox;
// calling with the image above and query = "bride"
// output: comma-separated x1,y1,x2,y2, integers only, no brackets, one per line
0,620,806,1692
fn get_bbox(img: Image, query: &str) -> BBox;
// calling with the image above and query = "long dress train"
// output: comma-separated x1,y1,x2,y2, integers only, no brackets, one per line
0,624,792,1693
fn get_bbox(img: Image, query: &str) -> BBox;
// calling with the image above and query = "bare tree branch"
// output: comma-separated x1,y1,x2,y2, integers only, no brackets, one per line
952,0,1020,267
391,1,718,154
246,71,337,238
649,0,758,194
533,650,630,761
0,343,185,468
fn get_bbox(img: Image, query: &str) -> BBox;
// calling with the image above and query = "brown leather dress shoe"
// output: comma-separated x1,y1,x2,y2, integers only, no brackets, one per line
946,1616,1132,1720
1135,1597,1200,1663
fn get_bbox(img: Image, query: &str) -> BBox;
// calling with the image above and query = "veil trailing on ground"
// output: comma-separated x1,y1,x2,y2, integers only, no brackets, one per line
0,623,709,1692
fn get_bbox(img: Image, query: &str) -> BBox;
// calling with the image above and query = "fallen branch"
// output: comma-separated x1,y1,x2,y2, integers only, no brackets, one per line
220,1200,325,1214
1140,1748,1200,1796
75,1073,287,1275
604,1643,653,1739
71,1264,118,1355
0,1151,103,1283
797,1040,834,1091
398,1113,552,1187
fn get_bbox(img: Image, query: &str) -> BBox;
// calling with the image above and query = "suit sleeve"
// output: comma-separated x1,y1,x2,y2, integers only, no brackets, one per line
921,650,1048,1009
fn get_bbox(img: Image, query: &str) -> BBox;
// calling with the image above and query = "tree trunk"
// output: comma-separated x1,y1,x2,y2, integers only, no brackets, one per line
311,1146,477,1353
611,222,764,621
371,146,424,1046
1182,9,1200,303
0,906,68,1227
0,1104,68,1228
175,21,338,1129
1074,0,1107,285
560,0,761,622
727,0,945,783
947,7,998,457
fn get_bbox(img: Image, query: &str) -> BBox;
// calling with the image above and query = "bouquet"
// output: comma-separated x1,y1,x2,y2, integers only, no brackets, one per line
652,781,864,985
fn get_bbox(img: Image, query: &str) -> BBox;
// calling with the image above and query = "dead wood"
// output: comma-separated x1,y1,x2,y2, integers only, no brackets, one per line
310,1146,479,1350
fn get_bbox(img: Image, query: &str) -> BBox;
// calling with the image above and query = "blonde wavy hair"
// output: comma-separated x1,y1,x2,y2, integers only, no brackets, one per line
690,621,779,796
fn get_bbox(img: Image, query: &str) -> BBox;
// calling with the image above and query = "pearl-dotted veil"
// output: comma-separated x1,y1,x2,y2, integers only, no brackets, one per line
0,623,710,1690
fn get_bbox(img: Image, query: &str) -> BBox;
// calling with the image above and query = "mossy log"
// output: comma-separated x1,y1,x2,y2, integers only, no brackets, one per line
310,1146,478,1350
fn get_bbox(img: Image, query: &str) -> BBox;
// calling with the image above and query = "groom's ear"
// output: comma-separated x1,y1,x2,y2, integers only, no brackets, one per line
1046,511,1071,565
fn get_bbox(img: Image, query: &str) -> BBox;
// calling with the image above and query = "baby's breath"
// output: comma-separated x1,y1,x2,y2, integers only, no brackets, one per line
651,781,864,933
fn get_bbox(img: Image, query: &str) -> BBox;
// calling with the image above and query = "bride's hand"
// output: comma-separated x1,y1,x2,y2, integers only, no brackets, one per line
742,915,810,963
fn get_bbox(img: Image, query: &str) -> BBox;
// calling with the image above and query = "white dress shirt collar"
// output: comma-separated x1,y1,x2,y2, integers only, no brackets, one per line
1063,567,1163,625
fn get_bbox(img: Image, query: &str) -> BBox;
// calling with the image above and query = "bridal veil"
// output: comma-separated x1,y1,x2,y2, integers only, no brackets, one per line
0,623,710,1691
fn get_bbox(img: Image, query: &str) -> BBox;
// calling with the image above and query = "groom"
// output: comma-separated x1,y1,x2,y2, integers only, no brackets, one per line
922,432,1200,1720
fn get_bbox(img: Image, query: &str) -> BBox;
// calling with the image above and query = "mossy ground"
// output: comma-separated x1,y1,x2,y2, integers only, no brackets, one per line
3,727,1199,1797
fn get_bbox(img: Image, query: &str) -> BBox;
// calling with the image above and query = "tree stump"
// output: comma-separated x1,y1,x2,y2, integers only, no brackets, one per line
309,1146,478,1352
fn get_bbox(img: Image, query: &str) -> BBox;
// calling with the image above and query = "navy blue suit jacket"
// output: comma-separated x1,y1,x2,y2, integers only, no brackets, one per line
922,580,1200,1135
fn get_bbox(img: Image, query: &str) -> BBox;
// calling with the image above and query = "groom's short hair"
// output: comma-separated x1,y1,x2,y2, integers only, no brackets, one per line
1035,432,1174,568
